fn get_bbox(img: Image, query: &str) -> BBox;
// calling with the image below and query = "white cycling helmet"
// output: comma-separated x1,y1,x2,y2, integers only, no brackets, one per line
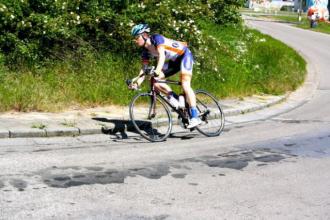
131,24,150,37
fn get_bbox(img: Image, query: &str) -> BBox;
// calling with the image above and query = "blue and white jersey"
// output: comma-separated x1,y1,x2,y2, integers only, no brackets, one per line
142,34,188,64
141,34,194,76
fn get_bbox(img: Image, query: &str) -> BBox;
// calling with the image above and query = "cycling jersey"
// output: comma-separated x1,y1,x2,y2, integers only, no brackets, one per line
141,34,194,77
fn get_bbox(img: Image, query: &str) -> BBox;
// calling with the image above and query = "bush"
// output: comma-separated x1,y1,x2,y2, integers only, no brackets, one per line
211,0,245,25
0,0,244,68
280,5,294,12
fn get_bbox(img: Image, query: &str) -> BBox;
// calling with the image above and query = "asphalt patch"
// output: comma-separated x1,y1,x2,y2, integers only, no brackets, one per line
9,179,27,191
36,149,290,188
40,164,171,188
171,173,187,179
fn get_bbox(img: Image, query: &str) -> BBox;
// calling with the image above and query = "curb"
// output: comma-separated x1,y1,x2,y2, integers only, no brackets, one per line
223,95,288,117
0,94,288,139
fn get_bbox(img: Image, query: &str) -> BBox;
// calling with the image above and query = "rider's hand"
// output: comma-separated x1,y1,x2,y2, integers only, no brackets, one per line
128,82,139,90
154,69,163,77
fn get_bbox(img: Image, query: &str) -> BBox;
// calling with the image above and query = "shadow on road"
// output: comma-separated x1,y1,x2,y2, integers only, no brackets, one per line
92,117,198,142
92,117,133,140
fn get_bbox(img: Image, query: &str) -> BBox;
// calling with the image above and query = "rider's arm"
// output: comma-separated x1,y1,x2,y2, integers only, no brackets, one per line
155,45,166,77
132,69,145,87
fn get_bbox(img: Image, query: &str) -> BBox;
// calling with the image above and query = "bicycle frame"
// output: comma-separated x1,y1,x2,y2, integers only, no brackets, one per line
148,76,190,126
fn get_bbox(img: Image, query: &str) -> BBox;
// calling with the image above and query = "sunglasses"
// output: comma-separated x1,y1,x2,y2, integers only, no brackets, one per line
134,34,142,40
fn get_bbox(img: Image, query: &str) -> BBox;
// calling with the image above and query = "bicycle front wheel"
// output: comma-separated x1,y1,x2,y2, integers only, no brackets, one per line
129,93,172,142
195,90,225,137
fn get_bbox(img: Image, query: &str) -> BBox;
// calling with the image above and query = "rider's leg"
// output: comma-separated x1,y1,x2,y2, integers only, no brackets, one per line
154,61,180,98
180,49,201,128
154,74,179,108
181,74,195,107
181,73,201,128
153,71,173,95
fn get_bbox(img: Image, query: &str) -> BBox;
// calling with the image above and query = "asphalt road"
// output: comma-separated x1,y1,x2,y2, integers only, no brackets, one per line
1,19,330,220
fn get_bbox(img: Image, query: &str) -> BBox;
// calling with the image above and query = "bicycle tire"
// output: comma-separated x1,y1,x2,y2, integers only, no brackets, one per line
194,90,225,137
129,93,172,142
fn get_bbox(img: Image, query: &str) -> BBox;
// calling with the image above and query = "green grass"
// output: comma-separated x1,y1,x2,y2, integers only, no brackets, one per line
274,15,330,34
0,53,140,111
193,21,306,98
0,21,306,112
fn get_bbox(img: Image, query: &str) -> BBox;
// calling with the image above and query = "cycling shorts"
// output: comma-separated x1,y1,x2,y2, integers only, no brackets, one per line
162,48,194,78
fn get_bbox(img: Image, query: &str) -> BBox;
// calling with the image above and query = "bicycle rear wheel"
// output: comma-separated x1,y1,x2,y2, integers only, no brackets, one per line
195,90,225,137
129,93,172,142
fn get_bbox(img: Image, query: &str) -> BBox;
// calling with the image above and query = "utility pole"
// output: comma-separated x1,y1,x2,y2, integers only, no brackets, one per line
298,0,303,22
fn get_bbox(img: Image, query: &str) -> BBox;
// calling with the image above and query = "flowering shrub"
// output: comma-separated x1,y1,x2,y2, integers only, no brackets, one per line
0,0,243,68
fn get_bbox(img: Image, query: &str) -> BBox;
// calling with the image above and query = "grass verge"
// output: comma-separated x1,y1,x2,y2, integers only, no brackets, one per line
274,15,330,34
246,11,330,35
193,20,306,97
0,22,306,112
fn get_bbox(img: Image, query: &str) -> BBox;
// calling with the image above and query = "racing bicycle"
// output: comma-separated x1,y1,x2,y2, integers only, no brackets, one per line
126,66,225,142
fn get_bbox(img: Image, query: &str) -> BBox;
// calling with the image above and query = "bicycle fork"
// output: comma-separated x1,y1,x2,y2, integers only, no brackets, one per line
147,92,157,120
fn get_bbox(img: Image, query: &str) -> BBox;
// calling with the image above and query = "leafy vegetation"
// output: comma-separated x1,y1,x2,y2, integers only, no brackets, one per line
0,0,244,68
0,0,306,112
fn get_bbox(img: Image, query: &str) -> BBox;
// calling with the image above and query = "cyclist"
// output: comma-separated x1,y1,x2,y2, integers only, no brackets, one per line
129,23,201,128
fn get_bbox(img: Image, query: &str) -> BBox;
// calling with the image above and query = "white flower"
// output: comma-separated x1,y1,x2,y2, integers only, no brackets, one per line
214,67,218,72
95,18,99,23
76,15,80,20
10,14,15,19
128,21,134,27
259,38,266,42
